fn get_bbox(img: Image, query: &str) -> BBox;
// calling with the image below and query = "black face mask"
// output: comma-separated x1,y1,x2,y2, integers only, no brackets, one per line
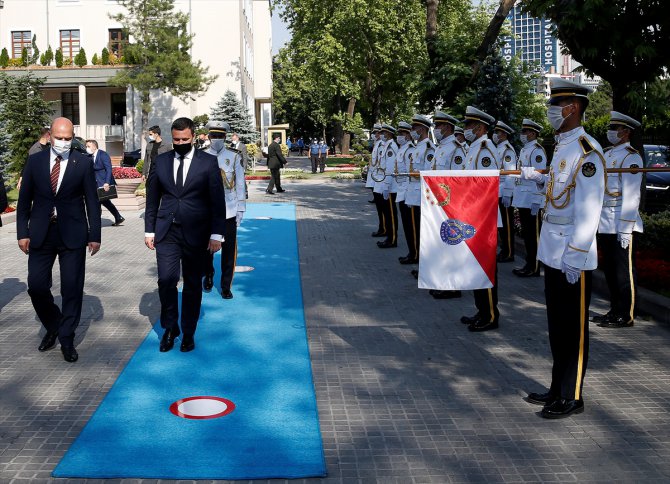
173,143,192,157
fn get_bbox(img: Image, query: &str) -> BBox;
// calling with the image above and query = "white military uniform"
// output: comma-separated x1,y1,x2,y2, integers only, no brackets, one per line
366,138,383,189
405,138,435,207
497,139,517,198
464,135,498,171
512,140,547,209
537,127,605,270
434,134,467,171
380,138,400,195
598,143,643,234
209,146,246,218
395,138,414,203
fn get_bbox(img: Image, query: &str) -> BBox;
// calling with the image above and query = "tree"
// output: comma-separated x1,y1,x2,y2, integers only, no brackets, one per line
21,47,28,67
0,48,8,68
209,90,259,143
523,0,670,116
101,47,110,65
0,102,12,178
0,73,54,175
42,46,53,66
55,47,63,67
109,0,217,136
92,53,99,65
30,34,40,65
74,48,87,67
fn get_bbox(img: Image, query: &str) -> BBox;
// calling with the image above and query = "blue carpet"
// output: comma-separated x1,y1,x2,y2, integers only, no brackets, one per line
53,203,327,479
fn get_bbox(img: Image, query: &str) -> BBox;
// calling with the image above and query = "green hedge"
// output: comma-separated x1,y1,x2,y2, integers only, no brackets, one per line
639,210,670,257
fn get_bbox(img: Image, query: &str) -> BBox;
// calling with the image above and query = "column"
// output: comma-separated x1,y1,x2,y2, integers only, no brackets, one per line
78,83,87,139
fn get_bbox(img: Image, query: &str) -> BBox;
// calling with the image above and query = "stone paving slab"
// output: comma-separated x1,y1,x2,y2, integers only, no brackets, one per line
0,177,669,483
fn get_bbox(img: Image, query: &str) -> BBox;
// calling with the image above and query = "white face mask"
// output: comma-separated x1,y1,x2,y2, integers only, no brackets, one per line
148,135,156,142
607,129,621,145
379,134,386,142
463,128,477,143
85,147,94,155
396,135,408,146
547,104,573,131
52,138,72,156
434,129,445,142
410,130,420,141
519,134,529,145
210,139,226,153
492,132,501,144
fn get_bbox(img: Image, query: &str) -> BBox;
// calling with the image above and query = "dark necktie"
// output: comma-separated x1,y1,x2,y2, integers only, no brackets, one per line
50,155,62,194
176,155,184,192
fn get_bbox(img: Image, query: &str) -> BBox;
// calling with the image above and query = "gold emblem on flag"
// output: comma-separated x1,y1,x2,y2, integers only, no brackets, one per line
437,183,451,207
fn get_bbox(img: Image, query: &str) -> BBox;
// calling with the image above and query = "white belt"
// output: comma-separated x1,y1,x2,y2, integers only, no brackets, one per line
543,213,573,225
603,199,622,207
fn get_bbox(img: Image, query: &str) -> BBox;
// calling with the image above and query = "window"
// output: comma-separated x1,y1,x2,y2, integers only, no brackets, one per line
11,31,31,59
61,92,80,125
108,29,127,57
60,29,80,59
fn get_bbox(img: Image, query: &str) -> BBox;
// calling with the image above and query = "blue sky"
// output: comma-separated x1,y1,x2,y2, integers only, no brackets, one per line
271,4,290,55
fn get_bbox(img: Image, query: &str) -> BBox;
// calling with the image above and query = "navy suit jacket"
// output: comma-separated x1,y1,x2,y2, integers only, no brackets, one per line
145,149,226,247
92,149,115,187
17,148,101,249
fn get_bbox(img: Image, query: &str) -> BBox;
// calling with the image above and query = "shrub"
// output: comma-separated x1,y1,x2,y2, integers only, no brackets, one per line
101,47,110,65
639,210,670,259
246,143,259,159
108,53,120,65
112,166,142,179
43,46,53,66
0,48,9,68
91,53,99,65
63,57,73,66
7,58,23,68
74,48,87,67
55,48,63,67
21,47,28,67
280,144,289,157
134,159,144,174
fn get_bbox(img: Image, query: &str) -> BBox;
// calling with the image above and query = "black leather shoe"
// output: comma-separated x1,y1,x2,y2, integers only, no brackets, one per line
460,314,480,325
410,269,419,279
497,254,515,263
222,289,233,299
468,317,499,332
38,332,59,352
377,240,397,248
277,188,286,193
368,199,375,204
400,257,418,265
592,311,613,324
180,335,195,352
525,391,557,406
159,328,180,352
112,217,125,226
598,315,634,328
512,267,540,277
61,346,78,363
429,290,462,300
371,231,386,237
203,273,214,291
540,399,584,419
265,190,275,195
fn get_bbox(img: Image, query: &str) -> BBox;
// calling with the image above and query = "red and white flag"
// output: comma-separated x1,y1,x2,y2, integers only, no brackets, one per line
418,170,499,290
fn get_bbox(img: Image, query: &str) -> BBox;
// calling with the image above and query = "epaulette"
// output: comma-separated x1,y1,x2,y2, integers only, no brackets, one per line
625,145,638,154
534,141,543,150
578,136,595,155
481,139,487,148
604,146,613,152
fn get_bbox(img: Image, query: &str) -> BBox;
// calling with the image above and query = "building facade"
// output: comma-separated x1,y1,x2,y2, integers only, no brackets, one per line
0,0,273,158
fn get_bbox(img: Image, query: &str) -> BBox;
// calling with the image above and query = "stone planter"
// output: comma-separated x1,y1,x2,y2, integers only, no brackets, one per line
115,178,142,194
113,178,145,211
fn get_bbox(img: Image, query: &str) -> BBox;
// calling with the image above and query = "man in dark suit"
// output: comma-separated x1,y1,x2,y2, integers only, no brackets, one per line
266,134,287,194
145,117,226,353
142,125,171,181
86,139,125,226
17,117,102,363
0,171,8,227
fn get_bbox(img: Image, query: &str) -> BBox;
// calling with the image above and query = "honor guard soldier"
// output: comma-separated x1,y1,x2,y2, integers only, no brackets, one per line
203,120,246,299
429,111,467,300
367,124,387,237
454,126,468,150
375,124,399,248
594,111,643,328
512,119,547,277
494,121,518,263
522,78,605,418
395,121,417,264
459,106,501,332
405,114,435,274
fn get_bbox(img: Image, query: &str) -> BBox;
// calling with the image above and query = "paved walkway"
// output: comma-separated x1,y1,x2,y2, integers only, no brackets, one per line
1,177,669,483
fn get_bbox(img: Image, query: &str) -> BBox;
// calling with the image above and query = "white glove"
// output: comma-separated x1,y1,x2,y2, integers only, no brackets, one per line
236,211,244,226
502,195,512,208
618,232,631,249
530,202,541,216
521,166,543,182
382,189,389,200
561,261,581,284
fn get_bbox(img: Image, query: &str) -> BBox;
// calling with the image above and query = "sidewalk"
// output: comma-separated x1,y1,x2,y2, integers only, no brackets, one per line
1,178,669,483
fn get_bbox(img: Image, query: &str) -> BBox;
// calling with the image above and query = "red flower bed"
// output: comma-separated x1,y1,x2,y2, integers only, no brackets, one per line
636,249,670,293
112,167,142,179
2,206,16,214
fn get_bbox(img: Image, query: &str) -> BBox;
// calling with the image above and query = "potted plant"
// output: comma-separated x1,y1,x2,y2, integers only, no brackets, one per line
112,166,142,194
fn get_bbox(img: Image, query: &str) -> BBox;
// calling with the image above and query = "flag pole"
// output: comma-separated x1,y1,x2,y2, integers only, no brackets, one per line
386,167,670,178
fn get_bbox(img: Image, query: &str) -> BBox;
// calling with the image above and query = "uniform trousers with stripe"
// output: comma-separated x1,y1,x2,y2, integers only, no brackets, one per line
373,191,386,234
399,202,420,260
518,208,541,273
206,217,238,292
598,233,637,322
473,266,499,322
380,192,398,244
498,199,515,259
545,266,592,401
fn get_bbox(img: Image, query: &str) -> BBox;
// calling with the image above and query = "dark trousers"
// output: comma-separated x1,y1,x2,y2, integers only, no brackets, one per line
545,266,592,401
373,191,386,234
518,207,541,273
267,168,282,192
318,154,326,173
399,202,420,260
498,199,515,259
155,224,207,336
101,199,122,222
206,217,238,291
599,233,637,322
473,266,499,322
27,222,86,347
310,155,319,173
380,193,398,244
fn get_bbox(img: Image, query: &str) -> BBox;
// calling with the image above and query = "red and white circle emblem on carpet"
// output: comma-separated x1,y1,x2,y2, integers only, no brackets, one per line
169,396,236,420
234,265,255,272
